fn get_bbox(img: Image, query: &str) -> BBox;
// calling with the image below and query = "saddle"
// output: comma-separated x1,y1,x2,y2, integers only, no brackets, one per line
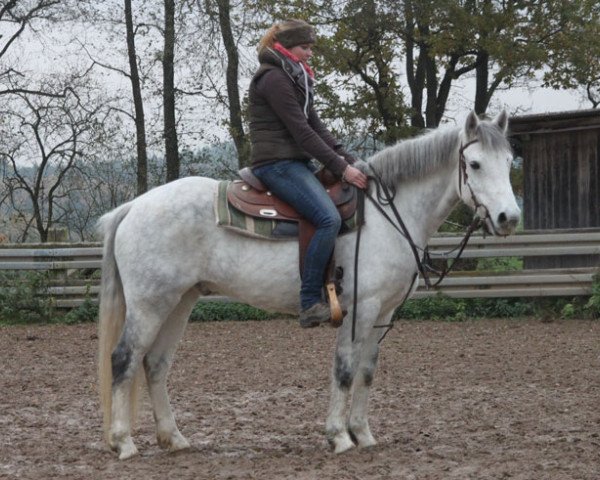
227,167,362,326
229,167,358,222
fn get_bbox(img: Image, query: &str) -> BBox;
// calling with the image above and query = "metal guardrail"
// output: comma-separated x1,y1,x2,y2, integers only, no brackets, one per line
1,229,599,307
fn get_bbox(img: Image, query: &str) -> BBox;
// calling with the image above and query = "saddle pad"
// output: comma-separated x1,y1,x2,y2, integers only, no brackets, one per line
215,181,361,240
215,181,280,238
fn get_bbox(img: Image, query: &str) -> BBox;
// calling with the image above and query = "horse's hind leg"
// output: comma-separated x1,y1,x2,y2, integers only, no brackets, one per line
110,298,179,459
143,287,200,452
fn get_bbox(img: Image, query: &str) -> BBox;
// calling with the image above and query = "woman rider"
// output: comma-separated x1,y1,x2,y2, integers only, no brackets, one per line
248,19,368,328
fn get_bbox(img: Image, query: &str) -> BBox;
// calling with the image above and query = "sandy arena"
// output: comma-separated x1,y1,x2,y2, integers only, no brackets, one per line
1,318,600,479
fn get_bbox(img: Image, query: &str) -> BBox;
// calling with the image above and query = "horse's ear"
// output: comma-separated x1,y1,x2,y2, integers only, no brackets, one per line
493,109,509,134
465,111,479,138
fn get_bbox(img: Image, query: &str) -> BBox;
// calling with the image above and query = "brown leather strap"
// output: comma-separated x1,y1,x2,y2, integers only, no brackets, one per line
298,219,315,277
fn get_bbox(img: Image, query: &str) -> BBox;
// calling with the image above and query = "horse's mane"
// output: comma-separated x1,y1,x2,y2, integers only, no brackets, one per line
367,120,510,186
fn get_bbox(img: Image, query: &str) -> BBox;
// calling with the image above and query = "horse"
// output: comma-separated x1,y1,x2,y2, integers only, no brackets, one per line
97,110,520,460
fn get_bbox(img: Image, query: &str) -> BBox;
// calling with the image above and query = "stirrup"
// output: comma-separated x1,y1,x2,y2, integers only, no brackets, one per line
326,282,344,327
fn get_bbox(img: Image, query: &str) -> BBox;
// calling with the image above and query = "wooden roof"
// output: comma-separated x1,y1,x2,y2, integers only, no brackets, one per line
509,109,600,135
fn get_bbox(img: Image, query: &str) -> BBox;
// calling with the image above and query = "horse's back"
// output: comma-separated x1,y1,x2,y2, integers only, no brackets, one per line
118,176,217,231
135,176,219,210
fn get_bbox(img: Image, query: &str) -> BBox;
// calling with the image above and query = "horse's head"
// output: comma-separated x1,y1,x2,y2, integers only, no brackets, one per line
458,110,521,236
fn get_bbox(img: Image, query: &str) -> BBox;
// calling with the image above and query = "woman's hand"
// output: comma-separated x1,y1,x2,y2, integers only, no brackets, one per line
343,165,368,189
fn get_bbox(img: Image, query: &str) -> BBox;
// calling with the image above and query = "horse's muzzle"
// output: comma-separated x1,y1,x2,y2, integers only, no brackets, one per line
486,211,520,236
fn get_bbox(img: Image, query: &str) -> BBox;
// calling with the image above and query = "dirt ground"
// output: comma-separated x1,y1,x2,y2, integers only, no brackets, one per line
1,318,600,480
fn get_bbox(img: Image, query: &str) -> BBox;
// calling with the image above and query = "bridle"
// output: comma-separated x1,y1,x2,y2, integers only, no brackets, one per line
458,139,494,230
350,139,487,342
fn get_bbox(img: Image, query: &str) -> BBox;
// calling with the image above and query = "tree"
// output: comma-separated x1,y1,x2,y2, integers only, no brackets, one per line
67,0,154,195
405,0,599,119
401,0,543,125
0,84,106,242
163,0,179,182
124,0,149,194
254,0,411,145
270,0,599,137
58,141,137,240
0,0,65,99
213,0,250,166
402,0,474,127
541,0,600,108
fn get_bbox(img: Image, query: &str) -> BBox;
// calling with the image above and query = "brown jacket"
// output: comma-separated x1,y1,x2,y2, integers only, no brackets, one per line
248,48,354,177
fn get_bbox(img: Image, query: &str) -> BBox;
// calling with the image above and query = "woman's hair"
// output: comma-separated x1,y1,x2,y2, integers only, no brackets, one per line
258,19,316,52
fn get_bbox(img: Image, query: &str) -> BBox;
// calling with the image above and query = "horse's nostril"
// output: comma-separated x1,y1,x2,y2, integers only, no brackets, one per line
498,212,507,224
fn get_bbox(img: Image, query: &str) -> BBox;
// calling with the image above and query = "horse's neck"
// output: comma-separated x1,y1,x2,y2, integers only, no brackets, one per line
392,160,459,246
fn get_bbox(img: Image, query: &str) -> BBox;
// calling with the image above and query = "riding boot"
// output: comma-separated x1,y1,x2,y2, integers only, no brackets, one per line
299,302,331,328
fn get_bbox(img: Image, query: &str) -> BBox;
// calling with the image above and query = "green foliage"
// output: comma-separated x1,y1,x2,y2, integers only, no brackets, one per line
542,0,600,107
4,269,598,326
396,294,469,321
476,256,522,272
584,273,600,319
396,294,536,322
561,302,577,319
0,271,55,324
61,293,99,325
189,301,283,322
439,204,474,233
397,290,600,322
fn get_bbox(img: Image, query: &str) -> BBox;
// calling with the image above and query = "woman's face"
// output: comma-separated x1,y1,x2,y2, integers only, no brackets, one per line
289,44,313,62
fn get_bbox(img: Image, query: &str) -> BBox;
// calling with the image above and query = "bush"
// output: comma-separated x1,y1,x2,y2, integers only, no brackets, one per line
61,296,99,324
476,256,522,272
395,294,547,322
189,301,283,322
396,294,469,321
0,271,55,324
584,272,600,319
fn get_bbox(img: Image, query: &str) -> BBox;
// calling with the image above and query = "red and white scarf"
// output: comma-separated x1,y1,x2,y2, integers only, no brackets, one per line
273,42,315,79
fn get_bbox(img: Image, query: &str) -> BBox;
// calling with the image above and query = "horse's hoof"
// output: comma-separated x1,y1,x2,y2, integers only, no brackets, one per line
109,432,139,460
349,426,377,448
158,430,191,452
169,435,191,453
358,437,377,449
117,439,139,460
328,432,356,454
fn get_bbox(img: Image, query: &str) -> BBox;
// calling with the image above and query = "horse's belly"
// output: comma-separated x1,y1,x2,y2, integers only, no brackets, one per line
201,234,301,314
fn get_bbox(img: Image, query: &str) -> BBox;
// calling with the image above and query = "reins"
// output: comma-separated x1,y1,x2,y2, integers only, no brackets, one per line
350,139,483,343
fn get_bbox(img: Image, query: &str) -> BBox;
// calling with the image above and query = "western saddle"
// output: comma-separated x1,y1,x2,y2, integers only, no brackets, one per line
226,167,361,326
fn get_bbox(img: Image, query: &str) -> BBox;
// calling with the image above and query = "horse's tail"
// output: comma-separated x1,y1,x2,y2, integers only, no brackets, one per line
97,202,138,443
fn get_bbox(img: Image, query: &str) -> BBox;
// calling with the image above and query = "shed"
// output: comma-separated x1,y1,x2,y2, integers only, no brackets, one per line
509,109,600,268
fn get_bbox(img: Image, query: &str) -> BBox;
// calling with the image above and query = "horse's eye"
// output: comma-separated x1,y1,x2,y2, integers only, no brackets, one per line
470,161,480,170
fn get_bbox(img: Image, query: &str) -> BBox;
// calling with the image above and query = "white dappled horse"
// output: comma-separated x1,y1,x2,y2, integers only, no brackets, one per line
98,111,520,459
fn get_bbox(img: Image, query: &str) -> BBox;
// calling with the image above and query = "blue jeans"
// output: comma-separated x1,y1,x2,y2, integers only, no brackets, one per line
253,160,342,310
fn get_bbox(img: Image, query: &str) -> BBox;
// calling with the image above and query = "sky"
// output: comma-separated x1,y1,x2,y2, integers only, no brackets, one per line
485,85,585,116
8,18,593,146
442,74,587,127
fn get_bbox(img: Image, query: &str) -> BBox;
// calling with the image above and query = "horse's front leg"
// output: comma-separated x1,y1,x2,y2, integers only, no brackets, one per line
326,300,380,454
347,318,389,449
326,340,359,453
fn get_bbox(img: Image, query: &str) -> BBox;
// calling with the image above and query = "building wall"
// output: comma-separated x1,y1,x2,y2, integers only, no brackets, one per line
511,110,600,269
523,128,599,230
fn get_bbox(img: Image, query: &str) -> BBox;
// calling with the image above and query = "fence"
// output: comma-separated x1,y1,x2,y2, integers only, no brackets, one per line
1,229,599,308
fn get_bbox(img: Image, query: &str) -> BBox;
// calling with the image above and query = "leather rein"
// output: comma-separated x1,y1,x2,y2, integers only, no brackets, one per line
351,139,486,343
